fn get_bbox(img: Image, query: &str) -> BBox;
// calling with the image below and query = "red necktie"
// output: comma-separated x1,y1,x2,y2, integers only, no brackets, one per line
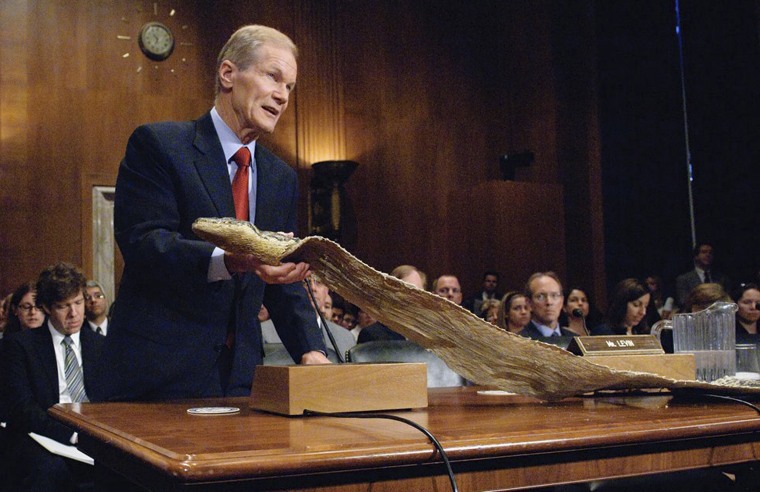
231,147,251,221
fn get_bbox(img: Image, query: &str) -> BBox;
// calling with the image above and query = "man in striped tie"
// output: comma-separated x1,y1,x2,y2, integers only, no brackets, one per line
1,262,104,490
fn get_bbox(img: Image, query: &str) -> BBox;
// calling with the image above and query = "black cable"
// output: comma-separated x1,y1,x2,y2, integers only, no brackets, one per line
303,279,344,363
303,409,458,492
700,394,760,414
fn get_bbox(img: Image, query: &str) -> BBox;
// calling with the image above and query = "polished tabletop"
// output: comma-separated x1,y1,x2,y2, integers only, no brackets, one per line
50,387,760,490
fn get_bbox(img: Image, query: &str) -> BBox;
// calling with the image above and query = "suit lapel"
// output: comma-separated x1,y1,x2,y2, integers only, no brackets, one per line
253,147,278,230
80,328,100,391
192,113,235,218
33,325,60,402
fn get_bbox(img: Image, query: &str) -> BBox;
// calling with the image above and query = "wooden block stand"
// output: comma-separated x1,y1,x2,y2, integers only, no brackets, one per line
251,363,428,416
586,354,696,381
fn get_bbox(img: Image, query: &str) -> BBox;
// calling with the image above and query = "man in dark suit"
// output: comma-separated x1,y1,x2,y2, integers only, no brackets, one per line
94,25,329,401
84,280,109,336
462,271,501,316
2,262,104,490
519,272,576,339
675,243,731,309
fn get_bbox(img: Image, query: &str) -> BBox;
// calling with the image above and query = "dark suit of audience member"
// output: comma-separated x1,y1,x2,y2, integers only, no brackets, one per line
462,271,500,315
2,321,103,491
357,322,405,343
519,320,576,339
675,243,730,308
93,26,328,401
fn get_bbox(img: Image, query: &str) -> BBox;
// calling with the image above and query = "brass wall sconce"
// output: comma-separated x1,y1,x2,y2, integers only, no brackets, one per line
309,160,358,243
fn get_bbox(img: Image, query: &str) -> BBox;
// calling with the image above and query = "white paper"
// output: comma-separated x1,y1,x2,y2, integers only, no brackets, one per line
28,432,94,465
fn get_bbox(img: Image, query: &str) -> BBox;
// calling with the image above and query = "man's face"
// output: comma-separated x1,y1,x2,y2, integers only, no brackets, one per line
340,313,356,329
305,277,329,311
322,295,333,320
483,275,498,294
695,245,714,269
224,44,297,140
331,307,344,324
435,276,462,305
44,292,85,336
528,276,564,328
85,286,107,320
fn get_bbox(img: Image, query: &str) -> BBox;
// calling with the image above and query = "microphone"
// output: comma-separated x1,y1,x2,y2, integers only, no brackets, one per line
756,302,760,310
303,279,344,363
571,308,589,336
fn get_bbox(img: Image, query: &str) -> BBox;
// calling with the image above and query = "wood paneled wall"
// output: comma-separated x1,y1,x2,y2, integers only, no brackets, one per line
0,0,604,307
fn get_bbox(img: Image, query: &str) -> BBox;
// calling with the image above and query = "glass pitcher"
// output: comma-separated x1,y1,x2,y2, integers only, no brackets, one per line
670,302,738,382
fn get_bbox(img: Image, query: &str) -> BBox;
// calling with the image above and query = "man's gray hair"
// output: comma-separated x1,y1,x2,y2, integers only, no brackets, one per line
86,280,105,293
214,25,298,97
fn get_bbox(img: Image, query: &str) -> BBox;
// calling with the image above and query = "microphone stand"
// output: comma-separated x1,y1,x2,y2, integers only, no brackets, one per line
304,279,345,363
572,308,590,336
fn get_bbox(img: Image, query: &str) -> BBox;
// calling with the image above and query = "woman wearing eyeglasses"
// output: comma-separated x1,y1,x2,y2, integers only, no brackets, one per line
5,282,45,334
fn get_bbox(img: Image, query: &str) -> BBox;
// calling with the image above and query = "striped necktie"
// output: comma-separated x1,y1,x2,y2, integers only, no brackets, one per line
62,336,88,403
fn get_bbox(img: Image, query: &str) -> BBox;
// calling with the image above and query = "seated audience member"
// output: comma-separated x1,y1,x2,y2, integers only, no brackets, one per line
644,275,674,321
560,287,594,336
4,282,45,335
462,271,501,314
0,293,11,335
84,280,109,336
322,293,334,322
592,278,650,336
2,262,103,490
352,307,375,340
330,294,345,325
519,272,576,339
358,265,427,343
733,283,760,337
305,277,355,357
675,242,730,309
480,299,501,325
496,291,531,334
432,274,463,305
340,303,358,332
262,279,355,359
684,282,732,313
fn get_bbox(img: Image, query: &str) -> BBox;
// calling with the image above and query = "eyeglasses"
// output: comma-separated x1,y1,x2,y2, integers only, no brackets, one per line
18,303,42,313
85,293,105,301
532,292,563,303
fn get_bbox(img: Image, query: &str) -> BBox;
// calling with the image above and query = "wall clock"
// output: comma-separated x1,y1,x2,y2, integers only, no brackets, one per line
138,21,175,61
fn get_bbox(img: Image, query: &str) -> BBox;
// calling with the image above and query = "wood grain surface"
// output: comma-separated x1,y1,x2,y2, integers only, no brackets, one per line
50,387,760,490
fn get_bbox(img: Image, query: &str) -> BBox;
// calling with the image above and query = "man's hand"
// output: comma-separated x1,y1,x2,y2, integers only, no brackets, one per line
300,351,332,365
224,252,310,284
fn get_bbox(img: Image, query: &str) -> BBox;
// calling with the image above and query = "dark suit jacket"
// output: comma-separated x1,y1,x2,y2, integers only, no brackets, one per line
675,269,730,308
94,113,325,401
2,324,103,444
518,320,576,339
357,322,405,343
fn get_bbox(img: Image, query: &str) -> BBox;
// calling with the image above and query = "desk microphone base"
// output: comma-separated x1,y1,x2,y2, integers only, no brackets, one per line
251,363,428,416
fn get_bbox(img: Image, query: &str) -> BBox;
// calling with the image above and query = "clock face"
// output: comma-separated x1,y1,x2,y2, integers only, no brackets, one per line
138,22,174,61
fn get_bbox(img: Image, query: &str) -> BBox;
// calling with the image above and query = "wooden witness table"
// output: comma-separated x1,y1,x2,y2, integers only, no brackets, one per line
50,387,760,491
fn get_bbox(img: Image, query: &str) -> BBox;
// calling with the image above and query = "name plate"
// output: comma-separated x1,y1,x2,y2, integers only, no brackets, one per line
567,335,664,356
